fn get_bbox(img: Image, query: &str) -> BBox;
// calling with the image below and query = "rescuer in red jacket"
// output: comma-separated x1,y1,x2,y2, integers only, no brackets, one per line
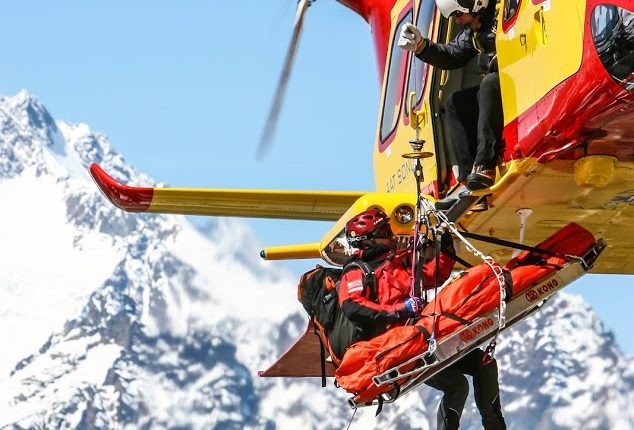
337,208,455,342
339,208,505,430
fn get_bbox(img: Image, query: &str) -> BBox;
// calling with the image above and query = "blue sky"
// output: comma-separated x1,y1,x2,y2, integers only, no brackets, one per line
1,1,631,354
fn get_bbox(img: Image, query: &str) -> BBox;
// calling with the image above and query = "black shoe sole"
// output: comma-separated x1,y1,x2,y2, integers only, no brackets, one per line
466,175,494,191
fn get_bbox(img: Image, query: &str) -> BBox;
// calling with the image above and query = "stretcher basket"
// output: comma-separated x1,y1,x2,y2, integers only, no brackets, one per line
348,239,605,409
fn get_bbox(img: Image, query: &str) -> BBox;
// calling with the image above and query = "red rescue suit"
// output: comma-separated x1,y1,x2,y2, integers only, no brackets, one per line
338,242,456,343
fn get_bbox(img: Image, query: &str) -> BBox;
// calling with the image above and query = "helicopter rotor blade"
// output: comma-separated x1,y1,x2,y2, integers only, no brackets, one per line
257,0,311,160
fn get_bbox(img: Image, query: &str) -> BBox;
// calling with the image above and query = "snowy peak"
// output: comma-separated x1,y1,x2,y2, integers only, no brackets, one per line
0,91,151,186
0,90,60,149
1,91,633,429
0,91,63,178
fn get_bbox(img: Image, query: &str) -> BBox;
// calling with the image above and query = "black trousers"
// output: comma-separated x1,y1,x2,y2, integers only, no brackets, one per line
444,73,504,182
426,348,506,430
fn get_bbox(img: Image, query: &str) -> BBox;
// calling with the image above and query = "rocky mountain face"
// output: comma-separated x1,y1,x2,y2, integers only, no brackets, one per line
0,91,632,429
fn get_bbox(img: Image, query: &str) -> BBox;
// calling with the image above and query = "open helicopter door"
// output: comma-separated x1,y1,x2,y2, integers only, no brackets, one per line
425,7,504,197
371,0,485,199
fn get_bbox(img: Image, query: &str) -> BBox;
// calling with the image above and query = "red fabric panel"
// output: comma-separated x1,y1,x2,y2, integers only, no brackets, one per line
335,325,427,394
505,222,596,295
506,222,596,269
374,253,415,306
422,251,456,289
421,264,501,338
508,265,557,295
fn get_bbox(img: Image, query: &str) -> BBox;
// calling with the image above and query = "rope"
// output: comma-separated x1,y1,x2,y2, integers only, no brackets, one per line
409,138,426,299
428,227,441,351
345,408,357,430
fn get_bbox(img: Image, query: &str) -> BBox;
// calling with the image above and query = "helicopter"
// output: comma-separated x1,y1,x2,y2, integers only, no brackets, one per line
89,0,633,408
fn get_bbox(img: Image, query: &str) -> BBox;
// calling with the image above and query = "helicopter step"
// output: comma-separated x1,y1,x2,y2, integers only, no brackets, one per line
445,193,489,221
347,238,605,409
434,187,490,222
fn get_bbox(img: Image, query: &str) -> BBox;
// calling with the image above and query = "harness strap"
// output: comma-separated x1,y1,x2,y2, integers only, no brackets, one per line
472,31,484,53
315,324,327,388
416,324,433,340
482,340,497,365
459,274,491,308
429,230,442,340
375,396,384,416
392,382,402,401
458,230,567,259
441,312,471,326
502,269,513,301
343,260,378,302
443,247,473,268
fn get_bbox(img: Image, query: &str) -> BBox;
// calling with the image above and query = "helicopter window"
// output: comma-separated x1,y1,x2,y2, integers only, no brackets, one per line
503,0,521,25
405,0,435,115
380,9,414,143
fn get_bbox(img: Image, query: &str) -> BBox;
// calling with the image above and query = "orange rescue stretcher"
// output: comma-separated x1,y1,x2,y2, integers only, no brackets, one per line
259,223,605,409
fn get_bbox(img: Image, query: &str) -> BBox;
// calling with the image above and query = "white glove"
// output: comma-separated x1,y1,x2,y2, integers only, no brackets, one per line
398,23,426,54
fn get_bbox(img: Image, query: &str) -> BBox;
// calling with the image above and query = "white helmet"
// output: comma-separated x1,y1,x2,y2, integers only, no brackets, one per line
435,0,489,18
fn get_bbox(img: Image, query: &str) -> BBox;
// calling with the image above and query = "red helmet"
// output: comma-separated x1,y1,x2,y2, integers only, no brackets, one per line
345,209,392,244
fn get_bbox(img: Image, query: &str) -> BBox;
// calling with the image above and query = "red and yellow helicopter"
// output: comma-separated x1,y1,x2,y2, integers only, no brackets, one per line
89,0,633,406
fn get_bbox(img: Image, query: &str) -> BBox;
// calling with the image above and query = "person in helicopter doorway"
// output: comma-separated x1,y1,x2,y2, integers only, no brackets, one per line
398,0,504,197
339,208,506,430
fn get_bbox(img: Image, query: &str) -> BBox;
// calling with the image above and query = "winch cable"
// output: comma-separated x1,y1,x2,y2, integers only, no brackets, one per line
408,40,424,302
405,32,450,357
345,408,357,430
417,208,433,302
429,224,443,353
410,185,423,300
407,147,441,355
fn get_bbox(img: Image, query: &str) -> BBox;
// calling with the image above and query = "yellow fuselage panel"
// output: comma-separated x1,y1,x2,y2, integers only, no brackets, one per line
319,192,419,253
456,158,634,274
497,0,586,123
373,0,439,193
373,109,438,194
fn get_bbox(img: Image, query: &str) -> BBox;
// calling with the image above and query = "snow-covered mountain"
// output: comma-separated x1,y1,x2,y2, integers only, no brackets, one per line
0,91,632,429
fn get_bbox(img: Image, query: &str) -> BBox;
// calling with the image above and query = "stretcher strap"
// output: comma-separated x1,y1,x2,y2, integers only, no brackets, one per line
457,230,569,259
442,247,473,268
441,312,472,326
315,325,327,388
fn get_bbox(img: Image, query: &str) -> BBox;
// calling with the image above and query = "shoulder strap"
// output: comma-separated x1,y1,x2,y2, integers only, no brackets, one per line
343,260,378,302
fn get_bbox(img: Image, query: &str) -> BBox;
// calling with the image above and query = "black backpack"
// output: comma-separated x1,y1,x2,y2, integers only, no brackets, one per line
297,265,357,369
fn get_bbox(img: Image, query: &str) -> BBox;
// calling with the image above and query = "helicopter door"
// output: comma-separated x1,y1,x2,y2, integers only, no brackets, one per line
530,0,585,126
496,0,543,151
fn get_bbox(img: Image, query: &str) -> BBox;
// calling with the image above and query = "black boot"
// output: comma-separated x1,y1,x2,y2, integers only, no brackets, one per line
437,401,462,430
466,165,496,191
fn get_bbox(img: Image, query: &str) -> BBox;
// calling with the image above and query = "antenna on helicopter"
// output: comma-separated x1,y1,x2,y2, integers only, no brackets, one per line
256,0,313,160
